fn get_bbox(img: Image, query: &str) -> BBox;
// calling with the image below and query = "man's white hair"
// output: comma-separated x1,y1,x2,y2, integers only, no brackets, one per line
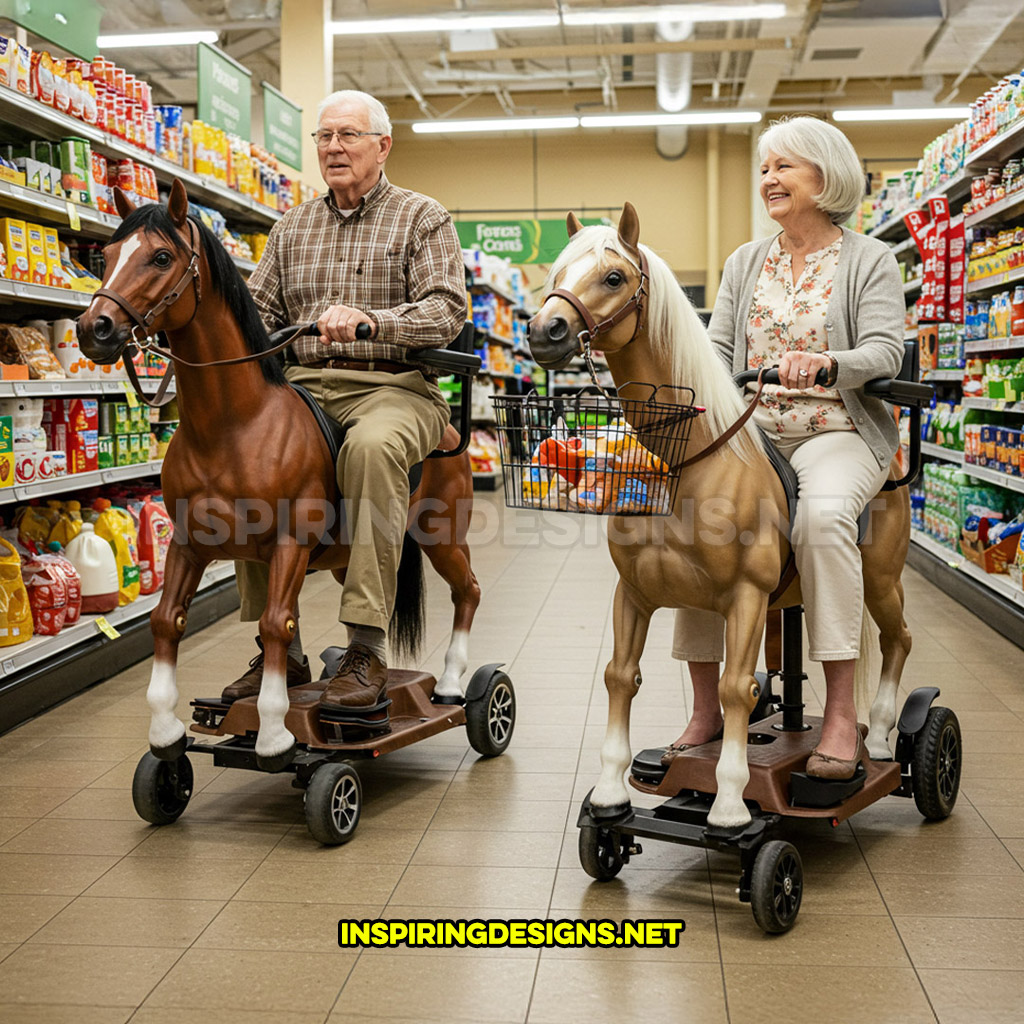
316,90,392,136
758,115,865,225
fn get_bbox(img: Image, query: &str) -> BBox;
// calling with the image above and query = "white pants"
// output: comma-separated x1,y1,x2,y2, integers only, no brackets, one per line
672,430,891,663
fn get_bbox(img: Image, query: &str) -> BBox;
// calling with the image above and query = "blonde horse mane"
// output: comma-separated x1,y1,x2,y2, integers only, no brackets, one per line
547,226,761,463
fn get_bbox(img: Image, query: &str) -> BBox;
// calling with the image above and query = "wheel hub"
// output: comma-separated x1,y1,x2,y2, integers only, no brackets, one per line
783,876,793,896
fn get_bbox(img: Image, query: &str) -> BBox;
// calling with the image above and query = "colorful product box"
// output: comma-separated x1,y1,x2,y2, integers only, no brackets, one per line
24,222,47,286
0,415,11,454
48,397,99,432
0,452,13,488
0,218,29,282
65,429,98,474
41,227,66,289
97,434,114,470
115,433,131,465
128,432,142,464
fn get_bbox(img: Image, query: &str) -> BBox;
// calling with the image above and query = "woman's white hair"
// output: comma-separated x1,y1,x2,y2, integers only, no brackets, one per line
316,90,392,136
758,116,865,225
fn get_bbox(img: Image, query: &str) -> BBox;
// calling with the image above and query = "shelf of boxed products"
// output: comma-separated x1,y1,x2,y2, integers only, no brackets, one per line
0,379,173,398
911,527,1024,610
0,459,162,506
922,368,966,381
903,276,924,295
965,185,1024,230
965,336,1024,353
0,88,282,232
920,440,1024,495
868,171,972,242
966,264,1024,294
963,396,1024,413
470,280,532,317
0,278,90,310
0,559,235,680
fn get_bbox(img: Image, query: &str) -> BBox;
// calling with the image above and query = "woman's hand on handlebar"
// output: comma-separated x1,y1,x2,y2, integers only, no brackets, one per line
777,350,833,390
316,304,377,344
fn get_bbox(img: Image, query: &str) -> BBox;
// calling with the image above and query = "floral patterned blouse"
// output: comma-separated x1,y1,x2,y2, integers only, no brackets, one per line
746,234,855,438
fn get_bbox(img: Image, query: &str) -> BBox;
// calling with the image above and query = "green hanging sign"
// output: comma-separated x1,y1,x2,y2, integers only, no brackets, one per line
261,82,302,171
455,218,603,264
197,42,251,138
0,0,100,60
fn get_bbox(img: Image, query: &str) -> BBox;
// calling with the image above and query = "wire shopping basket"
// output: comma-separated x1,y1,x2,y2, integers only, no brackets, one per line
490,383,703,516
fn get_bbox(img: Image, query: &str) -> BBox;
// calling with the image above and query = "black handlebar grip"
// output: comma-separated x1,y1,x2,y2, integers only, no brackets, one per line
356,322,372,340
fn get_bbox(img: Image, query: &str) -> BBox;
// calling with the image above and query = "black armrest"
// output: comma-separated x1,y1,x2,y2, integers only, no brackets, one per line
862,378,933,407
415,347,481,375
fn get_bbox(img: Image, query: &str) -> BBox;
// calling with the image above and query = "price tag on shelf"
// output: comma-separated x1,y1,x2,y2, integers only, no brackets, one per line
94,616,121,640
2,658,14,675
121,380,139,408
65,201,81,232
994,400,1007,410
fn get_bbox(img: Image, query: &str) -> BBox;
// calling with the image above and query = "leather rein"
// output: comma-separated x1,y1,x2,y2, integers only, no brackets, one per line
90,218,304,408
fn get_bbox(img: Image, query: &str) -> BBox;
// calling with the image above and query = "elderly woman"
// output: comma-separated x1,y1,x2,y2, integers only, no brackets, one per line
666,116,905,780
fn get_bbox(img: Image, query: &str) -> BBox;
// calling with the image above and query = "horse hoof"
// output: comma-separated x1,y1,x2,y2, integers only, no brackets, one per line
590,801,631,822
257,744,297,773
150,735,187,761
431,693,465,706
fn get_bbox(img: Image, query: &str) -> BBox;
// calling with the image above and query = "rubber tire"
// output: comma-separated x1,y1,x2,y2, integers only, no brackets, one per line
911,706,962,820
305,763,362,845
132,751,193,826
578,825,624,881
750,840,803,934
466,671,516,757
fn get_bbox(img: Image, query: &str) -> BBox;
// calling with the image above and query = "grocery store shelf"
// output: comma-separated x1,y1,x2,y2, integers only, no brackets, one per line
964,336,1024,353
867,170,972,241
233,256,258,274
922,438,1024,494
0,86,281,232
891,237,918,258
904,328,919,340
964,187,1024,229
0,278,92,310
476,329,515,349
967,117,1024,172
903,277,923,294
0,459,162,505
921,441,964,464
910,529,1024,610
0,179,119,239
966,264,1024,293
469,279,533,315
0,561,235,681
921,369,964,381
963,396,1024,413
0,377,173,398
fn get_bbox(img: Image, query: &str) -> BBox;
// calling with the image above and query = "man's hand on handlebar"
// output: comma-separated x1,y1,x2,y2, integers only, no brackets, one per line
776,350,834,390
317,304,378,345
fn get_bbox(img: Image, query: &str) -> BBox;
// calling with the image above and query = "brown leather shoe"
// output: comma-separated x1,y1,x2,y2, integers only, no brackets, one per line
806,732,866,780
320,644,388,710
220,638,312,702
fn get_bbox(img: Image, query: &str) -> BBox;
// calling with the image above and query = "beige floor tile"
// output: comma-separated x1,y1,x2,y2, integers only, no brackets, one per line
897,916,1024,970
0,853,120,896
9,736,146,762
0,817,34,843
437,769,577,802
540,909,718,963
337,952,536,1022
0,788,78,819
133,1010,325,1024
235,859,404,904
849,797,993,837
715,861,886,917
429,796,569,832
0,817,152,857
1005,839,1024,869
144,948,353,1013
0,1006,134,1024
29,895,224,948
0,942,19,962
0,760,116,789
412,828,562,869
0,943,181,1005
127,820,288,859
0,732,47,758
550,867,713,916
858,834,1022,875
724,965,934,1024
964,777,1024,805
43,787,142,821
183,790,305,825
80,854,259,901
390,864,556,910
918,968,1024,1024
456,745,581,774
86,756,223,792
971,803,1024,838
0,894,74,942
529,958,727,1024
268,824,424,863
195,899,380,952
877,873,1024,918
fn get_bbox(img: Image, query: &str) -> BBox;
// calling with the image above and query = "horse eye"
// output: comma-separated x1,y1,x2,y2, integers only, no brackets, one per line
606,271,624,287
153,251,172,268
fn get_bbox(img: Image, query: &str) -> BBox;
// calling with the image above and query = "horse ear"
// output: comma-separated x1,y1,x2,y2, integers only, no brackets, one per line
167,178,189,228
566,212,584,237
617,202,640,252
112,186,136,220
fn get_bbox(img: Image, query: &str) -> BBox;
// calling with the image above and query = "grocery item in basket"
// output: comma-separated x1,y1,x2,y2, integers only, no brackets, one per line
535,436,584,487
91,500,140,606
0,325,64,379
0,537,33,646
64,522,118,613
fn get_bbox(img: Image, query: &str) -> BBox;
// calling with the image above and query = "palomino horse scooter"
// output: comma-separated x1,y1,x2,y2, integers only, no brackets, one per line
523,204,959,931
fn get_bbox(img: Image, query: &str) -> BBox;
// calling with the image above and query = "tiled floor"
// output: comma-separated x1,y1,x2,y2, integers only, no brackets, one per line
1,490,1023,1023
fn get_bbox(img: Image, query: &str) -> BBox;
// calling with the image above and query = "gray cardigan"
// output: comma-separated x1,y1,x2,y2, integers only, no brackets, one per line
710,226,906,468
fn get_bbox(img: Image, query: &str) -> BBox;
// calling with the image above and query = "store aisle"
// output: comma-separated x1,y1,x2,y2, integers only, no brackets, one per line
0,490,1022,1024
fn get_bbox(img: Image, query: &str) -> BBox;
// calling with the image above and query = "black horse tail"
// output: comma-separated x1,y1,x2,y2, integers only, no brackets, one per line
390,530,425,661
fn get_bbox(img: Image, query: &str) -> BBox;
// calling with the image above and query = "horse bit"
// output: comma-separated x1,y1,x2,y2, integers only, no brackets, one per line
544,246,650,396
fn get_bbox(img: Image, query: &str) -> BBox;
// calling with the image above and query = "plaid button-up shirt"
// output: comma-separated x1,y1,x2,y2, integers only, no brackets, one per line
247,172,467,373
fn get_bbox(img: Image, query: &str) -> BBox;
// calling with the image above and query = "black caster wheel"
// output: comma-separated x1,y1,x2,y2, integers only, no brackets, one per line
912,706,962,820
466,670,515,757
305,762,361,845
750,840,803,934
132,751,193,825
579,824,624,881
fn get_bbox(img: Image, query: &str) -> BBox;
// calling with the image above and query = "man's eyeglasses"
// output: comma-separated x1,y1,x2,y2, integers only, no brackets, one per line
312,129,383,148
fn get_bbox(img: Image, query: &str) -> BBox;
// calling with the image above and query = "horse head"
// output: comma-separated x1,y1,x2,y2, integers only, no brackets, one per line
78,178,202,364
529,202,647,369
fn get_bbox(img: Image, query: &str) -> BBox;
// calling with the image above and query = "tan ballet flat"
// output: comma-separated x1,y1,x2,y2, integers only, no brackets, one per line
806,732,865,781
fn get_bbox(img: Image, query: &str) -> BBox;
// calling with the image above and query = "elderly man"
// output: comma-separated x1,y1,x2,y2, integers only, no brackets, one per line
225,89,466,712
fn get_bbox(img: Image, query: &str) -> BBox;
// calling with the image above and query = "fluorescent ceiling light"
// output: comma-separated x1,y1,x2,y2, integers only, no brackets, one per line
98,30,220,47
413,116,580,134
333,4,786,35
580,111,762,127
563,4,786,25
833,107,971,122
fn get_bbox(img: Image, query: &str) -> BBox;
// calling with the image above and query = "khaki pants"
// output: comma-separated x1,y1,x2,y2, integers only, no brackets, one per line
672,429,891,663
236,365,451,631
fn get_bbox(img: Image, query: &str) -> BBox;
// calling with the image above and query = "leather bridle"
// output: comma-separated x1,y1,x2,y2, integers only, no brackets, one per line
544,246,650,352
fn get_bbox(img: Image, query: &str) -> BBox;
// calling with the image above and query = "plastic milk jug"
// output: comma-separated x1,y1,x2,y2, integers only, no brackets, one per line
65,522,118,613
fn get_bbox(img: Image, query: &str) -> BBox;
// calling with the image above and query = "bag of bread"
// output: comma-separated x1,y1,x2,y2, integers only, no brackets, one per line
0,325,64,379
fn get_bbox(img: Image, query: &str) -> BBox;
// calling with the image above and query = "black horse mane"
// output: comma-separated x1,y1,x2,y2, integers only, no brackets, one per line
109,203,286,386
